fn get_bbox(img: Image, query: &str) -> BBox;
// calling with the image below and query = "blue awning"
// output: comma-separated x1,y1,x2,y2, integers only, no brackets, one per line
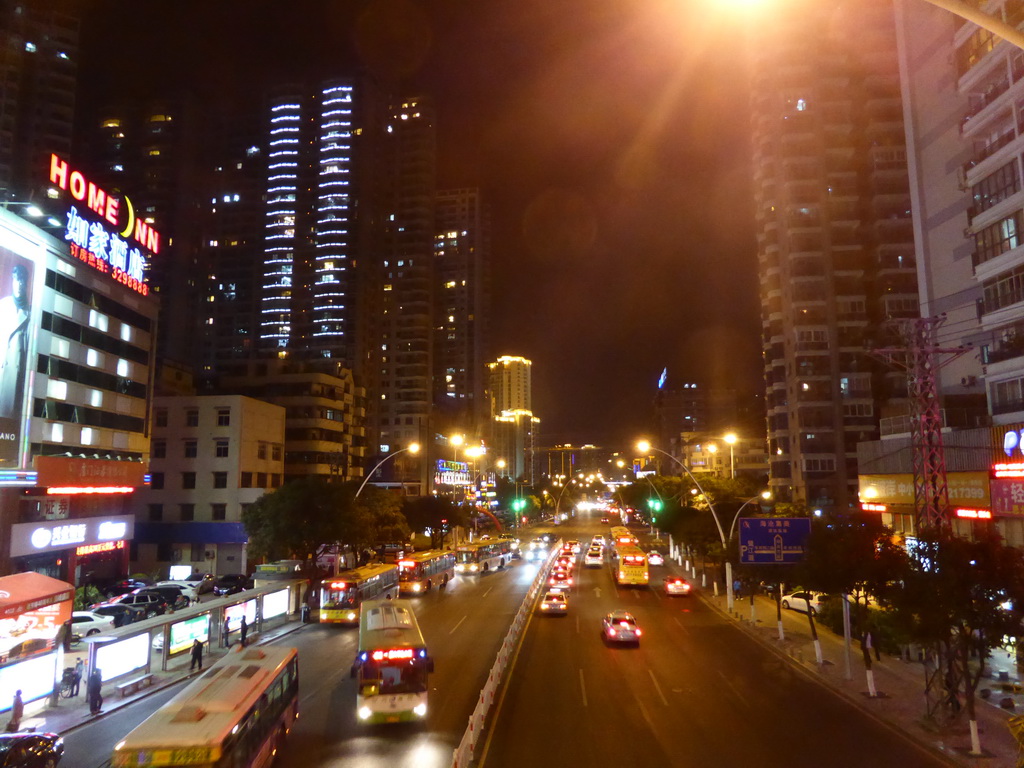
134,522,247,545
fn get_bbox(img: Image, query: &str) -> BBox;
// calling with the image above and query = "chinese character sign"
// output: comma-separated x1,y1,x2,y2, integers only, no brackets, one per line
738,518,812,564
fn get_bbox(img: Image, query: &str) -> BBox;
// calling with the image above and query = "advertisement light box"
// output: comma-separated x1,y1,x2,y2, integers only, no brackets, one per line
262,589,289,620
168,615,210,656
94,634,148,682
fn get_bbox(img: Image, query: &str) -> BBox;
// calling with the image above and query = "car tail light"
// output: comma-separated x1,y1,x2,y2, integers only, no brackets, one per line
607,627,617,636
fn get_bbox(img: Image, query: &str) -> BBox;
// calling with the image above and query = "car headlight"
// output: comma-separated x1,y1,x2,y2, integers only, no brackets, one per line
358,706,373,720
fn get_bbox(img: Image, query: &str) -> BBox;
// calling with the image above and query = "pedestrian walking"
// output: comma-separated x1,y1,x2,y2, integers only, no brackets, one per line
71,658,84,697
87,668,103,715
190,639,204,671
6,690,23,732
223,617,232,648
239,616,248,648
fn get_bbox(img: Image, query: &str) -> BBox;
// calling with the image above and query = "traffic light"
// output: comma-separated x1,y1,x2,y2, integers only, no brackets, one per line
646,498,663,522
511,498,526,512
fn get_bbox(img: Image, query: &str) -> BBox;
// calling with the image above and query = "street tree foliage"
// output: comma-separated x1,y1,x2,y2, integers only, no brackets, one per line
887,528,1024,733
795,515,909,611
242,478,410,572
402,495,465,549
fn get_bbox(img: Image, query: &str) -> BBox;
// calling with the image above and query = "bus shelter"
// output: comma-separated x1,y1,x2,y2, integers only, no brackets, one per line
82,578,305,684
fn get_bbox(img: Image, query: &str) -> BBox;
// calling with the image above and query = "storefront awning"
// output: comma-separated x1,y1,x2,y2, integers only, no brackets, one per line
0,572,74,618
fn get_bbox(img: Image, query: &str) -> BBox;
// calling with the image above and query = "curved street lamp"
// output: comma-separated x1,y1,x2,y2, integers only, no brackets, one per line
355,443,420,498
637,439,736,611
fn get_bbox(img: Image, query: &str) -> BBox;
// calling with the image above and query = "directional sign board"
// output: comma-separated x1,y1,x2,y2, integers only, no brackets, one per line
738,517,811,564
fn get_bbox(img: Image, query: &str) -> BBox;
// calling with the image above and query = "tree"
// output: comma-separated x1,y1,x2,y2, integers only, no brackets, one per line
403,495,463,549
887,528,1024,755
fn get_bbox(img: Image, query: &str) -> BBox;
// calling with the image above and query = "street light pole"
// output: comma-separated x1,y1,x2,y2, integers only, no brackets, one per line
354,443,421,498
724,433,737,480
637,440,735,611
923,0,1024,51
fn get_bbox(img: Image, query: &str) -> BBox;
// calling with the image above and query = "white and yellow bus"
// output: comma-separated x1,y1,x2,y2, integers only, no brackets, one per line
352,599,434,724
611,543,649,586
319,563,399,624
112,646,299,768
610,525,638,546
455,541,510,574
398,550,456,594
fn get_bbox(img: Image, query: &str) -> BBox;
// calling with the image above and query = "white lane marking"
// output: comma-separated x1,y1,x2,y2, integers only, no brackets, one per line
579,669,588,707
632,589,640,600
637,699,653,725
719,670,751,708
576,615,580,634
449,615,467,635
648,669,669,706
482,587,492,598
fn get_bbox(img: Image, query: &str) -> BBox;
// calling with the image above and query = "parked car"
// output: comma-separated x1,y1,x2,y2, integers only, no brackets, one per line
155,581,200,603
0,731,64,767
91,603,146,627
70,610,115,639
780,589,827,616
137,586,190,610
98,591,168,618
212,574,253,597
103,578,151,598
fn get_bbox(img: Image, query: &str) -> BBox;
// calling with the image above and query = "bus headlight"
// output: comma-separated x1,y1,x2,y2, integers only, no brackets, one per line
470,564,478,572
413,584,422,592
358,706,373,721
413,703,427,717
347,612,357,621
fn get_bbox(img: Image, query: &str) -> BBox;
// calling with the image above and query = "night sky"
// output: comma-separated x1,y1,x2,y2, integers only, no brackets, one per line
76,0,761,447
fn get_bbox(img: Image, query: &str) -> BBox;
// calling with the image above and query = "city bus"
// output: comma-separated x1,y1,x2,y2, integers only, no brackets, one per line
455,540,510,574
351,599,434,724
398,550,456,594
611,543,649,586
112,645,299,768
610,526,638,546
319,563,399,624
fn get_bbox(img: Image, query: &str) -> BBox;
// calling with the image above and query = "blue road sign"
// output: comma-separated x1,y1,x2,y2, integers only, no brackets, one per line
738,517,811,564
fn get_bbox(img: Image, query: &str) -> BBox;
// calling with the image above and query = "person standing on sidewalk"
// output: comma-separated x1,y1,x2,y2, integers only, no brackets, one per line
87,668,103,715
223,617,232,648
190,639,204,671
239,616,248,647
6,690,23,732
71,658,84,697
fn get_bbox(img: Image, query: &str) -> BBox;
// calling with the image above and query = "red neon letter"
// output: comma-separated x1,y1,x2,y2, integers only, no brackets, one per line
49,154,68,189
87,183,106,218
69,171,86,201
104,197,119,226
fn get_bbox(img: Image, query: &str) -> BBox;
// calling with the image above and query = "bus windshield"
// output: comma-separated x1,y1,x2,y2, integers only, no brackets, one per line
360,659,429,695
455,550,476,564
323,582,357,608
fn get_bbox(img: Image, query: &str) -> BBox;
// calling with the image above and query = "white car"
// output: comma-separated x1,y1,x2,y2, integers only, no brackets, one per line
70,610,115,638
538,591,568,615
664,576,692,596
647,551,665,566
584,549,603,567
781,589,827,615
591,535,605,546
602,611,642,645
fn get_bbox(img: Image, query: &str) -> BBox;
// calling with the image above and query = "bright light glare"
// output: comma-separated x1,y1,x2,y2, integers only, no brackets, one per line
637,440,651,453
358,706,372,720
413,703,427,717
407,442,421,454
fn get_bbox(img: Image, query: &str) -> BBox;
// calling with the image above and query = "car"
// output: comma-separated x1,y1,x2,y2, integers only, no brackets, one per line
155,581,200,602
548,571,573,591
99,591,168,618
69,610,115,639
91,603,146,627
528,537,549,551
567,540,581,554
647,550,665,566
600,517,609,524
171,573,215,595
781,589,827,615
591,535,605,546
538,591,568,615
103,578,151,598
137,585,191,610
554,554,573,569
602,610,642,645
212,574,253,596
584,549,603,567
0,732,64,767
664,576,692,596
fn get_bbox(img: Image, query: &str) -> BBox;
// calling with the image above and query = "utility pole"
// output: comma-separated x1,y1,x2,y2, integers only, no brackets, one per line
873,314,971,722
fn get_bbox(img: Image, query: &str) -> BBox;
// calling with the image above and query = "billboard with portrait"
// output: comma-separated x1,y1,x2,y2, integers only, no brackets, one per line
0,221,41,469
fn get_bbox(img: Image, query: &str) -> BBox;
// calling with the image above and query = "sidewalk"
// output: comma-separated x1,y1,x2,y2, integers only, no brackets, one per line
20,615,307,737
692,573,1022,767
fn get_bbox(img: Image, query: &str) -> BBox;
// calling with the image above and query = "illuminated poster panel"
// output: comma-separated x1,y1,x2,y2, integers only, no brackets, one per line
94,634,149,682
0,653,59,709
0,601,70,664
167,615,210,656
262,589,289,620
224,600,256,631
0,220,43,469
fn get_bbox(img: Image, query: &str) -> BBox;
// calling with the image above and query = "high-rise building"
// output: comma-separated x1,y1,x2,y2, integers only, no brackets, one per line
894,2,1011,420
488,356,532,414
751,0,918,513
0,1,79,203
434,188,491,432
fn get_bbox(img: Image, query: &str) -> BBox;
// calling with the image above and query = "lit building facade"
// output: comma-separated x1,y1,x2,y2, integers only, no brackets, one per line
134,395,285,577
434,188,491,431
0,178,158,582
752,0,918,514
488,356,532,414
